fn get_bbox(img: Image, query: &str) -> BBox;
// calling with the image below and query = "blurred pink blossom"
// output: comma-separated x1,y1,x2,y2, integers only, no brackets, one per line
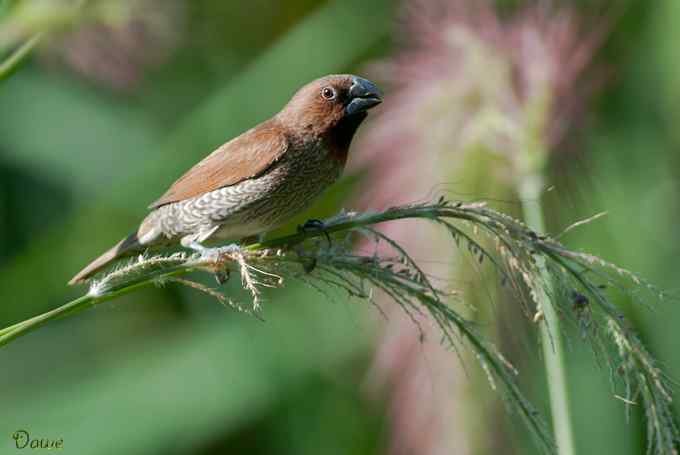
353,0,604,183
41,0,185,92
352,1,604,454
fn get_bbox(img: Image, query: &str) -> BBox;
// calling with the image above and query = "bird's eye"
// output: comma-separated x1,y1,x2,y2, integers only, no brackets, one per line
321,87,336,100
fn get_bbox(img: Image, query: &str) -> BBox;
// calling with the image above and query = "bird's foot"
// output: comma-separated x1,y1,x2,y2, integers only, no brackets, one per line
298,219,331,247
183,239,242,261
184,241,209,256
300,219,325,231
204,243,242,262
184,242,241,283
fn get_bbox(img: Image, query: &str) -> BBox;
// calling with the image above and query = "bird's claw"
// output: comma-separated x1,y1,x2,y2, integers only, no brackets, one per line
197,244,239,284
184,242,238,284
298,219,332,247
192,243,242,262
300,219,326,231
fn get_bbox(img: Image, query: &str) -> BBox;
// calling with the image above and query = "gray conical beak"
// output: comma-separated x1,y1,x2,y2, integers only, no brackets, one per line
345,76,383,116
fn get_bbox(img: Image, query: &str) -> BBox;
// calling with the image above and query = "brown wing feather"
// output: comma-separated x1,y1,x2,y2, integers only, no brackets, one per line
149,120,288,209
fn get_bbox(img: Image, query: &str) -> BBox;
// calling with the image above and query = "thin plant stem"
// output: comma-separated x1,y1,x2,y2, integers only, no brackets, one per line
519,173,576,455
0,201,527,348
0,269,185,346
0,209,422,348
0,206,449,347
0,33,42,81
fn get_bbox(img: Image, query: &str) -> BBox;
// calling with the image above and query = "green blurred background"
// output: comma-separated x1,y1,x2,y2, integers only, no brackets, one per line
1,1,679,454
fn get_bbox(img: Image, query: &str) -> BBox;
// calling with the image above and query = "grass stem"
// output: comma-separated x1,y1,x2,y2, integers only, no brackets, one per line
519,174,576,455
0,33,42,81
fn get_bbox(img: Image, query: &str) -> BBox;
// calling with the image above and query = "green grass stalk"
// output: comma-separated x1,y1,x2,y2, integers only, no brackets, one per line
0,33,42,81
519,173,576,455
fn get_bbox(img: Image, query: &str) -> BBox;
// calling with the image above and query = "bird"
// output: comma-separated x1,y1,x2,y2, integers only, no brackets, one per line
69,74,382,285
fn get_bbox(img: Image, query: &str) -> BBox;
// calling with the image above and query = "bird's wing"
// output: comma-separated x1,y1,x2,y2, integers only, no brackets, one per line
149,121,289,209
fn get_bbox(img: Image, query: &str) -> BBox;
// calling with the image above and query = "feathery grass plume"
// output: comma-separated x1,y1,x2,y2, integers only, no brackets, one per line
1,0,110,48
39,0,185,91
354,1,618,454
364,0,604,179
0,0,184,89
1,199,674,454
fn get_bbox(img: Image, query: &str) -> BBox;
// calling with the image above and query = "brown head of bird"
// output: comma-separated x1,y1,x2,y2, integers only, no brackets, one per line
277,75,383,161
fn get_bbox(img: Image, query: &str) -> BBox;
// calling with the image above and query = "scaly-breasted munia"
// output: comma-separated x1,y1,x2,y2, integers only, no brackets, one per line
69,75,382,284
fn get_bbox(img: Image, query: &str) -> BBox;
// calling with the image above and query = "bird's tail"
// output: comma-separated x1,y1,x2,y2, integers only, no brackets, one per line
68,232,143,285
